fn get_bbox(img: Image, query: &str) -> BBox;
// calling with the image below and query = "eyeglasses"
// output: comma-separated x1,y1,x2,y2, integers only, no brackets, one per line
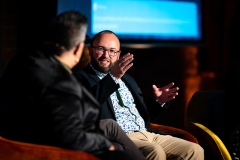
92,46,120,57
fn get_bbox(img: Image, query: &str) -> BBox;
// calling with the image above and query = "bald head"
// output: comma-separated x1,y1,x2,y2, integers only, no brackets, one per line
91,30,120,49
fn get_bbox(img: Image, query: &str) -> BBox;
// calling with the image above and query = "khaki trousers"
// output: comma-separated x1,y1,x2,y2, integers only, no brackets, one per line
127,130,204,160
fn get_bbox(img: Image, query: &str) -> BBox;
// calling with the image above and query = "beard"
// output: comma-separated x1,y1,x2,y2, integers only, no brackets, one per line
91,58,114,74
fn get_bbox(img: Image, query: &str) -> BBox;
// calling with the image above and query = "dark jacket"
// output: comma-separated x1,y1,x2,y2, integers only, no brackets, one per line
0,51,111,154
73,64,163,130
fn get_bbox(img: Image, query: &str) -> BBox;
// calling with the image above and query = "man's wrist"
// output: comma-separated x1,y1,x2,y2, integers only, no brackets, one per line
156,99,166,107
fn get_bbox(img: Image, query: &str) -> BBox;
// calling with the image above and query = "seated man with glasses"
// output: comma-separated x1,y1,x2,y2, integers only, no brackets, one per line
73,30,204,160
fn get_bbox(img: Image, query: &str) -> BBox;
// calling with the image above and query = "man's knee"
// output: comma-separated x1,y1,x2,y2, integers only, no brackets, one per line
99,119,127,142
187,143,204,159
99,119,120,132
135,142,166,160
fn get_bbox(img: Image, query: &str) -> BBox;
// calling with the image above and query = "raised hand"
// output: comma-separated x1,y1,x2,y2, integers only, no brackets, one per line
152,82,179,103
110,53,134,79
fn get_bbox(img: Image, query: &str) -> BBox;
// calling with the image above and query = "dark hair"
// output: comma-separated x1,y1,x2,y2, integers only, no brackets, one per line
90,30,120,47
44,11,88,55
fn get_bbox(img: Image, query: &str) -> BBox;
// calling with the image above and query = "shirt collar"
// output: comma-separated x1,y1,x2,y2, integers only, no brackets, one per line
89,63,106,79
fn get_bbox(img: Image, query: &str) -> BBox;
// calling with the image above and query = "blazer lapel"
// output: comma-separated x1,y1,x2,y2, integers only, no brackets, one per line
84,64,117,118
82,65,101,83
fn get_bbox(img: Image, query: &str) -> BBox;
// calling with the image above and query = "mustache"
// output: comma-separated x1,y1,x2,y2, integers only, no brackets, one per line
98,56,110,61
91,58,113,74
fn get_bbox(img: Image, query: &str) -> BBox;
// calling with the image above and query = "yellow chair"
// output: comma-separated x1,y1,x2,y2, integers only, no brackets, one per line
185,90,232,160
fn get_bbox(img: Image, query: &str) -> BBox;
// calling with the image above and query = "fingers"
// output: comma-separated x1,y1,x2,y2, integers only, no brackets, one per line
152,84,158,91
161,82,174,89
118,53,134,72
124,63,133,71
153,84,178,94
119,53,134,67
168,91,178,97
168,96,176,101
111,53,134,79
167,87,178,102
161,82,179,92
154,83,178,91
109,145,115,151
169,87,179,93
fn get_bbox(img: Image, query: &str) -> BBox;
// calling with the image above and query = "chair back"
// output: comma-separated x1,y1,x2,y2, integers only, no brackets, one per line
185,90,232,160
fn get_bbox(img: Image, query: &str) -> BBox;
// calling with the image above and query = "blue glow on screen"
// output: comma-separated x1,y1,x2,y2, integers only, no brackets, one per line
57,0,202,42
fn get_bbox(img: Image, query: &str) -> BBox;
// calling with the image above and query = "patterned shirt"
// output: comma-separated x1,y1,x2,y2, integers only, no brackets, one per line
90,65,146,134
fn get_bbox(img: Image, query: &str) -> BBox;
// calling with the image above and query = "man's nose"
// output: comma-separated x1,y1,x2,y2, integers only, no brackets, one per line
102,51,110,57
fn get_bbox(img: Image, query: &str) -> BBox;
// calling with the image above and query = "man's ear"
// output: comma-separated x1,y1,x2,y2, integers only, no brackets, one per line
74,42,84,58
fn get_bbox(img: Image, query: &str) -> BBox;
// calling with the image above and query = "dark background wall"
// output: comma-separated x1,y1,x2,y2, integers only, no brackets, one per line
1,0,239,129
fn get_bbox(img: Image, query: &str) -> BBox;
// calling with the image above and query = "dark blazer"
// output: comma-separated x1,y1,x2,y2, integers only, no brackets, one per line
73,64,163,130
0,51,111,155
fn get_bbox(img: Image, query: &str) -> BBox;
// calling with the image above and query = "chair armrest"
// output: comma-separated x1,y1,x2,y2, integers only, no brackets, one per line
187,122,232,160
0,136,99,160
150,123,199,144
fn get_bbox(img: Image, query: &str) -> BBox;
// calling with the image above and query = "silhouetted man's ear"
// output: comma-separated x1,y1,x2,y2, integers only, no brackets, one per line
74,42,85,60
